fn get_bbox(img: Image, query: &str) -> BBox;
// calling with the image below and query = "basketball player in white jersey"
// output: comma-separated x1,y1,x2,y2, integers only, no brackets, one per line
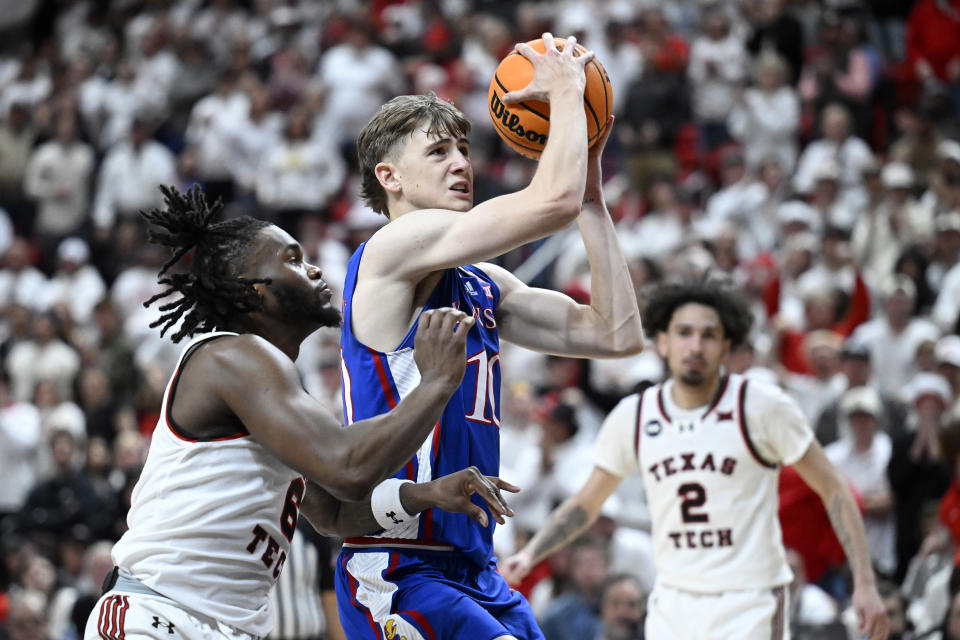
502,280,889,639
84,186,517,640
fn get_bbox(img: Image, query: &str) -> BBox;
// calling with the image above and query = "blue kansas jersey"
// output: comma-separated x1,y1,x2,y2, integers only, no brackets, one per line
339,241,502,567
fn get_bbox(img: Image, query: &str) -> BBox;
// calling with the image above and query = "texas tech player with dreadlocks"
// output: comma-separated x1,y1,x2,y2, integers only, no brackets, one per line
84,186,517,640
502,279,889,640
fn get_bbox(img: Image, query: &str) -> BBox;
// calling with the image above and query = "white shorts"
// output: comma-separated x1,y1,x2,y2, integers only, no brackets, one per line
645,582,789,640
84,591,260,640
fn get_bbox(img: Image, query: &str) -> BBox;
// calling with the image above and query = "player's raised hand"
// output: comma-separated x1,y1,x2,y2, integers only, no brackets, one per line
414,307,474,391
499,548,534,585
853,584,889,640
420,466,519,528
502,33,594,105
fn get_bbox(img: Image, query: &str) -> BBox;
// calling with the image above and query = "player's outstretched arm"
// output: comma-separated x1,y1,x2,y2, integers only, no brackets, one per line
792,441,890,640
500,467,621,585
361,33,593,279
477,116,643,359
300,468,520,537
211,308,474,501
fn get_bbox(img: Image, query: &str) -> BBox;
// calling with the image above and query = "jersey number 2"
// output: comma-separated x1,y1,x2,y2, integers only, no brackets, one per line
678,483,709,523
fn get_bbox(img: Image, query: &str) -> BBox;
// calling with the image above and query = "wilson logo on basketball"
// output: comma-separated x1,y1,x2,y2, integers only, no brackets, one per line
489,93,547,146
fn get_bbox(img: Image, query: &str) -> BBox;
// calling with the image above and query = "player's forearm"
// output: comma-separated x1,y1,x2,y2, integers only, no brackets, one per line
302,480,443,537
825,483,877,588
526,497,598,565
338,378,454,499
574,205,644,357
527,91,589,210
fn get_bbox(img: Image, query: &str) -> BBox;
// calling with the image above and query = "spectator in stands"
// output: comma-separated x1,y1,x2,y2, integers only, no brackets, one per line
0,238,47,310
815,339,908,446
799,11,875,132
539,536,610,640
728,53,800,173
888,370,953,583
316,16,401,148
184,70,249,206
824,386,897,576
39,238,105,326
255,106,345,235
0,372,40,532
23,110,94,267
5,312,80,403
91,115,177,238
622,8,689,189
0,104,36,236
852,161,931,287
905,0,960,96
15,429,111,552
851,273,940,394
687,7,746,150
595,573,646,640
793,103,875,200
745,0,804,85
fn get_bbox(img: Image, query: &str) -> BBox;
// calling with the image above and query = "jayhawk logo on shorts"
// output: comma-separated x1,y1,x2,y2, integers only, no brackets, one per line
384,619,407,640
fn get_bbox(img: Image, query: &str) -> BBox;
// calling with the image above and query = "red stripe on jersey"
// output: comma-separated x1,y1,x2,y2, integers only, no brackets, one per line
97,597,109,640
164,366,248,443
368,348,398,409
109,595,121,640
118,596,129,640
737,380,776,469
402,609,438,640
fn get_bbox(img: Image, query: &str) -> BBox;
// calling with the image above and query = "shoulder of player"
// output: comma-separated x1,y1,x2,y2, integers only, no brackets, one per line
359,209,455,277
473,261,521,294
190,334,299,391
739,375,801,418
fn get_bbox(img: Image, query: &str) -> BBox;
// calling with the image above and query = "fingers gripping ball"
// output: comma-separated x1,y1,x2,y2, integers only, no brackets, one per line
487,38,613,160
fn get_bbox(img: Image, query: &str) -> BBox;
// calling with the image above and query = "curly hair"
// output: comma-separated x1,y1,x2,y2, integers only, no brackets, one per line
643,278,753,347
141,185,272,342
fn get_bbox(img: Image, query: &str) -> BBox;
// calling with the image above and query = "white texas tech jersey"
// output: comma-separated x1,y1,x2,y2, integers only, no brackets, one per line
595,374,813,594
111,332,304,636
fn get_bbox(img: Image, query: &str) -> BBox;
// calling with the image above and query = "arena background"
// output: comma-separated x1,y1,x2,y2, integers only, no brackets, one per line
0,0,958,638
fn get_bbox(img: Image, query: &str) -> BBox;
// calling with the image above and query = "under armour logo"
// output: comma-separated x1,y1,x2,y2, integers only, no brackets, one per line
385,511,404,525
152,617,176,634
717,411,734,422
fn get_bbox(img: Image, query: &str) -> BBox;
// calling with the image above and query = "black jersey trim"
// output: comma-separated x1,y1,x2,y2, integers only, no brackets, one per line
166,334,250,442
737,380,777,469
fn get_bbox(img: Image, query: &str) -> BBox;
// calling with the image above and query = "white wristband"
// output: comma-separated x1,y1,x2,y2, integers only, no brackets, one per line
370,478,416,531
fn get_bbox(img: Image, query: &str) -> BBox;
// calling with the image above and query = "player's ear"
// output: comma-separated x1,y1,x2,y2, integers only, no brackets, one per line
656,331,668,358
375,162,401,195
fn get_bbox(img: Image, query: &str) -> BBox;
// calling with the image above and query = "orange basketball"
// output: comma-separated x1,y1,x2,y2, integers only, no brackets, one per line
487,38,613,160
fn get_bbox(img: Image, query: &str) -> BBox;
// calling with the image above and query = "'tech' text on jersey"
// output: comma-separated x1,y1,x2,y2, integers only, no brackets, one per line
339,243,502,567
111,333,303,637
594,374,814,594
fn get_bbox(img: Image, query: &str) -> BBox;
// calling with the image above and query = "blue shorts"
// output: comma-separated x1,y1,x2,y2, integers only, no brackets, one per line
335,548,543,640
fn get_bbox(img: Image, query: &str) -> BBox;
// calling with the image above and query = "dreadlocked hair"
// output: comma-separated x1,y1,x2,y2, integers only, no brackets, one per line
141,185,272,343
643,277,754,348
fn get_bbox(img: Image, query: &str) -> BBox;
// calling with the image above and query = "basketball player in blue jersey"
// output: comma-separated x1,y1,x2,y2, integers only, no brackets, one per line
501,280,888,639
84,186,518,640
328,33,644,640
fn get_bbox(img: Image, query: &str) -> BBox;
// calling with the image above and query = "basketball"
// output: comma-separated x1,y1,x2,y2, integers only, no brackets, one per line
487,37,613,160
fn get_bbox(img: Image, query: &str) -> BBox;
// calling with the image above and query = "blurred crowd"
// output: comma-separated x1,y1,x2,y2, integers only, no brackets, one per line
1,0,960,638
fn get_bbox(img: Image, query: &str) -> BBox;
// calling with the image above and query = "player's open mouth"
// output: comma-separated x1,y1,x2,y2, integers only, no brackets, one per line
450,182,471,198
